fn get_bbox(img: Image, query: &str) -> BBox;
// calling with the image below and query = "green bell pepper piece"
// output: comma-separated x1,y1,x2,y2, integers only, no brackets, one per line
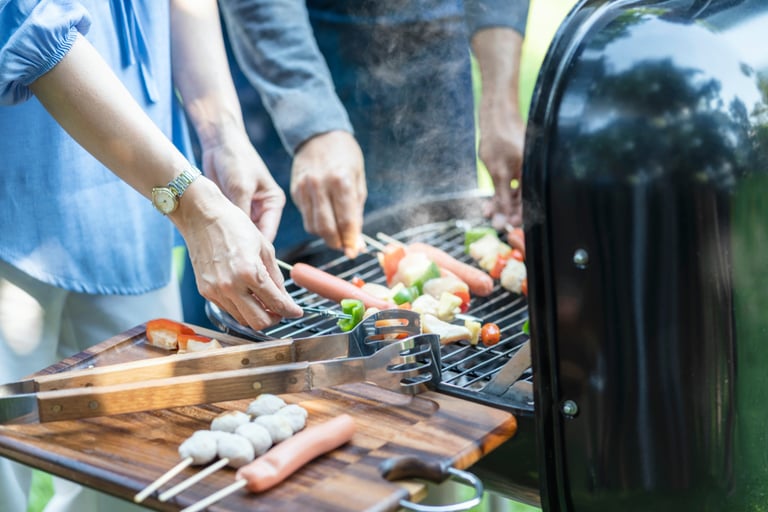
393,285,420,305
522,319,530,335
412,262,440,294
337,298,365,332
464,226,498,254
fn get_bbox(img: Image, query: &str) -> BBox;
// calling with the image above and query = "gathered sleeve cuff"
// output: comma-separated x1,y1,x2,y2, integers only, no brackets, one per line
464,0,530,37
0,0,91,105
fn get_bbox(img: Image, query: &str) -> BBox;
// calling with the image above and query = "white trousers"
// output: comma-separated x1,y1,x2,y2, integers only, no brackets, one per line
0,259,182,512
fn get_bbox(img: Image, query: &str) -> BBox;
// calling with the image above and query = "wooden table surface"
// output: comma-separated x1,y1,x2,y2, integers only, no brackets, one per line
0,323,517,511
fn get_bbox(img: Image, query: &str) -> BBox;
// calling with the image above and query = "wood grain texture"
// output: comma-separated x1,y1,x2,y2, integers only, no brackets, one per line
0,322,517,511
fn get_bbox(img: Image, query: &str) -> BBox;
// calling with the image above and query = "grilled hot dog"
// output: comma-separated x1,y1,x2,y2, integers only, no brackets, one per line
290,263,392,310
408,242,494,297
236,413,356,493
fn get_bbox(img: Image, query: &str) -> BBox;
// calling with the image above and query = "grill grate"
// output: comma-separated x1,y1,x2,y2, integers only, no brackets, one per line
211,220,532,412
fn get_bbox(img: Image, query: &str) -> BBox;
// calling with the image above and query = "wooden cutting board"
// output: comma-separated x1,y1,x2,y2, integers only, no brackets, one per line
0,323,517,512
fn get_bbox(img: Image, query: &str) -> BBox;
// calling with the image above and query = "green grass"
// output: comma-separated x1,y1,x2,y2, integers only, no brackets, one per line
28,471,53,512
26,2,576,510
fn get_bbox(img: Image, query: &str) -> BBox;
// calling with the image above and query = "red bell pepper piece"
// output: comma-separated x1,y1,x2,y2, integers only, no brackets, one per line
378,244,407,285
177,333,214,352
146,318,195,350
489,254,509,280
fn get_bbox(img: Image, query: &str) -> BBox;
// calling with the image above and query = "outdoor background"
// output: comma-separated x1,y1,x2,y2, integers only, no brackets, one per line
26,0,577,511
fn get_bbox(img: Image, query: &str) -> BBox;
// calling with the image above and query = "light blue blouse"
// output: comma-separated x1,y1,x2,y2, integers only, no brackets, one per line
0,0,192,295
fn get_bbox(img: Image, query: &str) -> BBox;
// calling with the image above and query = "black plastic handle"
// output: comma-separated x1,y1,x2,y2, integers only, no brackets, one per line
380,455,453,483
379,456,484,512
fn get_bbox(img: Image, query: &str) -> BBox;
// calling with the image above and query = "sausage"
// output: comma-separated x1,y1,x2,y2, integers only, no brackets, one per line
407,242,494,297
290,262,392,310
236,414,356,493
505,227,526,261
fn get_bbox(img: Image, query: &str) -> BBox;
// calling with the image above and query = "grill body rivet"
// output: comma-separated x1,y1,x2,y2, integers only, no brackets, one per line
573,249,589,268
561,400,579,417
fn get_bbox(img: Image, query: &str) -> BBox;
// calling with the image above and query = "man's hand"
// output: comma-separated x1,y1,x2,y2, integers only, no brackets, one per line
478,100,525,230
472,27,526,229
290,130,367,258
201,129,286,242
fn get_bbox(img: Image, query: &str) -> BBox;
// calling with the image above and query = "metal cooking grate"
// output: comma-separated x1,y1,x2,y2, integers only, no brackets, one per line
208,220,532,412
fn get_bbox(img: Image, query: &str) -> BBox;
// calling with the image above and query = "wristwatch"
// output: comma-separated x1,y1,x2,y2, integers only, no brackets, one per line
151,166,202,215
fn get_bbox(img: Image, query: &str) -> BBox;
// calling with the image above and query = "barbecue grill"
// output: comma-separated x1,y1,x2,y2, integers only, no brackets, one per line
210,0,768,510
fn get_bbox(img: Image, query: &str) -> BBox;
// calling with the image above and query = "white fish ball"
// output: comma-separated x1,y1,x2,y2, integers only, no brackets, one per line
216,432,255,468
246,394,287,417
178,430,218,465
235,422,273,456
276,405,308,433
210,410,251,433
253,414,293,443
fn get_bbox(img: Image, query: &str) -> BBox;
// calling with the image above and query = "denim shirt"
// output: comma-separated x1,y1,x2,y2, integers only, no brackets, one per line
0,0,191,295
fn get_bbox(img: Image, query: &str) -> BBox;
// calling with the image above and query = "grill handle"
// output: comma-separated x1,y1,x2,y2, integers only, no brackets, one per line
380,455,483,512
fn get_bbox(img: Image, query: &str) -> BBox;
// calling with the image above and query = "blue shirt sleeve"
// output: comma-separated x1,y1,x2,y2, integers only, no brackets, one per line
464,0,530,36
0,0,91,105
220,0,353,155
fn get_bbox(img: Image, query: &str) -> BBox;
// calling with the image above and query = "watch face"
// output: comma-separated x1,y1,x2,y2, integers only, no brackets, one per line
152,188,178,214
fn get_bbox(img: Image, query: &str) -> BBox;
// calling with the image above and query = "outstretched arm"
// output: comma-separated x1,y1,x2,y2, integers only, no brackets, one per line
220,0,366,258
29,33,302,329
170,0,286,242
466,0,530,229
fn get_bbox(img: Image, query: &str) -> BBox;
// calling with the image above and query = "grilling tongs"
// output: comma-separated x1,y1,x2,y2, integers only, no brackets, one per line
0,311,441,425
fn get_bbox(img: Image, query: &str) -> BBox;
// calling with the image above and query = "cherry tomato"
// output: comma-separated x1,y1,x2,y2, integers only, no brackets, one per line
521,277,528,297
510,249,524,262
481,323,501,346
351,276,366,288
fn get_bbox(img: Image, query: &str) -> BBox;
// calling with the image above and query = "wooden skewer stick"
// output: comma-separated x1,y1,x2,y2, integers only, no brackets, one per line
180,479,248,512
360,233,386,252
376,232,405,247
158,458,230,502
133,456,194,503
276,259,293,271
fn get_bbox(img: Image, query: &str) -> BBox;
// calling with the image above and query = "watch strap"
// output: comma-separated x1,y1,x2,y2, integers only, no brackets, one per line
168,166,202,198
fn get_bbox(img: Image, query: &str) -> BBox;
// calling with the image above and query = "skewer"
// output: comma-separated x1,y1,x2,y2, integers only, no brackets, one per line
301,305,352,320
180,479,248,512
133,456,193,503
276,259,293,271
158,458,229,502
360,233,386,251
375,232,404,247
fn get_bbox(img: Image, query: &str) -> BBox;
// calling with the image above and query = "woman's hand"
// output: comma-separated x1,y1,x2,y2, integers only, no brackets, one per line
172,178,302,330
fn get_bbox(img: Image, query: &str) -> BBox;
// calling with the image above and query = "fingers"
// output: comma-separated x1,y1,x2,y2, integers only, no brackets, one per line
200,264,300,331
293,171,365,258
290,131,366,257
252,190,285,243
330,174,366,259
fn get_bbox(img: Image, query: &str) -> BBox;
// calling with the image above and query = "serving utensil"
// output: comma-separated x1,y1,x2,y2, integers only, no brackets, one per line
0,333,439,424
